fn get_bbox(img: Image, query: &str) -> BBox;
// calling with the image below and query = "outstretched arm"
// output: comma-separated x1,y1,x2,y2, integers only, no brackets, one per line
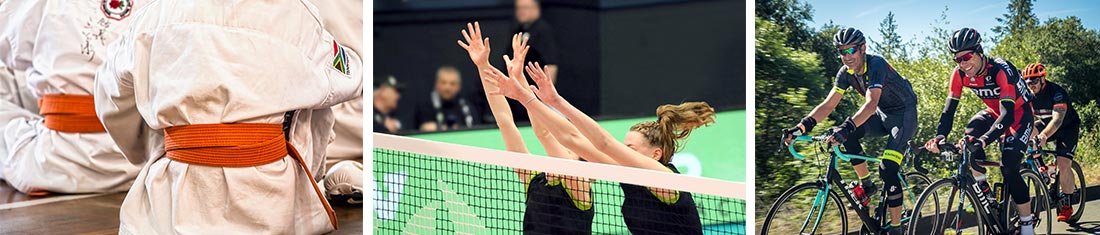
502,34,577,161
481,67,617,165
458,22,531,181
525,62,669,172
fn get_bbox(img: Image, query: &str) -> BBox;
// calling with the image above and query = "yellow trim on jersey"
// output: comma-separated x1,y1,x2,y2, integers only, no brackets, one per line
881,150,903,165
540,173,594,211
834,86,847,95
846,61,868,75
560,178,594,211
525,171,540,192
649,188,682,205
1000,98,1015,103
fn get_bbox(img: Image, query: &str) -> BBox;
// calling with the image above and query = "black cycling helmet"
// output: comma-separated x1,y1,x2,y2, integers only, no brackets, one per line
949,27,983,54
833,28,865,46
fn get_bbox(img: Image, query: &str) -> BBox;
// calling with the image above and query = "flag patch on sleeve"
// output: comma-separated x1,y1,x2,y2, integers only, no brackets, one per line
333,42,350,76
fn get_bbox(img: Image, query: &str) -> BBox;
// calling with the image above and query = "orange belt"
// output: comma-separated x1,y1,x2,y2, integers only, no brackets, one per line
164,123,338,229
38,94,106,133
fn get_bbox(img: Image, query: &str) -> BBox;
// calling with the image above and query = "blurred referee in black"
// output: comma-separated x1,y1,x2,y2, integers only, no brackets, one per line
476,0,560,124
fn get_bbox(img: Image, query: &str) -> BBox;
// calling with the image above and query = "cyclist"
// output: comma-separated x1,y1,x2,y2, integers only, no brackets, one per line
782,27,919,235
924,28,1036,235
1022,62,1081,223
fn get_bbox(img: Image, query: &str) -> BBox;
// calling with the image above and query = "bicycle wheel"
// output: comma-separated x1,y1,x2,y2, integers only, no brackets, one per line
863,172,934,234
1006,171,1053,234
900,173,933,227
762,182,848,235
908,178,987,235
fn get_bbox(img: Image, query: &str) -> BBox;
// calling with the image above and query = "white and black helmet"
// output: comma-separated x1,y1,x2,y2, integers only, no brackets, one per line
949,27,983,53
833,28,865,46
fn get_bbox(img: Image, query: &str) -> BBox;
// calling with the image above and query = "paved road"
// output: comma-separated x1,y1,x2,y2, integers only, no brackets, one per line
1050,184,1100,234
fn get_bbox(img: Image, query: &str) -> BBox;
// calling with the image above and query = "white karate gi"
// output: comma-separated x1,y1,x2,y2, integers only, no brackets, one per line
0,0,143,193
95,0,363,234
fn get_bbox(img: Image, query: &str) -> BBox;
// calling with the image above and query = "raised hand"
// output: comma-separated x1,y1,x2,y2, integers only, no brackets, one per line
457,22,491,67
481,66,536,103
526,62,561,105
503,33,531,79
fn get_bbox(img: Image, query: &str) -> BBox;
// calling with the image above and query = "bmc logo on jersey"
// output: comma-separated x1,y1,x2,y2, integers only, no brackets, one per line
102,0,133,21
1013,78,1033,102
972,87,1001,98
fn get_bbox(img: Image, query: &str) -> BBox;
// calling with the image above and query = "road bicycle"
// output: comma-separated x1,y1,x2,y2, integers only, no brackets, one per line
1026,140,1086,224
760,133,933,234
907,143,1052,234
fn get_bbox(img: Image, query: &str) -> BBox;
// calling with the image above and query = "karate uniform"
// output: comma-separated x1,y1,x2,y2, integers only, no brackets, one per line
0,0,142,194
95,0,362,234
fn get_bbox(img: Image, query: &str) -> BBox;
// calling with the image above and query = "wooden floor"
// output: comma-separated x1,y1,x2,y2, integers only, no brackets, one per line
0,180,363,234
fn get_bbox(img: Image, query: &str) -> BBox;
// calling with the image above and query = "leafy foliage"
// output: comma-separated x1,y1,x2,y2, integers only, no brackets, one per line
756,0,1100,210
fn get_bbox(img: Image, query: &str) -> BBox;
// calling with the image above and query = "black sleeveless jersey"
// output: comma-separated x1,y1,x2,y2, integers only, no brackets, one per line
619,164,703,235
523,172,595,234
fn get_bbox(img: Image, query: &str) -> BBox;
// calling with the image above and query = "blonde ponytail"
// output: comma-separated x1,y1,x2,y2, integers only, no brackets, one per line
629,101,715,164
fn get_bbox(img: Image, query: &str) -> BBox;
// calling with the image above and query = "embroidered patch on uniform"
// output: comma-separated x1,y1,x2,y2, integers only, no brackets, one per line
332,42,350,76
102,0,133,21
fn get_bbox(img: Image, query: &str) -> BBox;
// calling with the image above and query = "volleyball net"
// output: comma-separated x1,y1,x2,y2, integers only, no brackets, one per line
373,133,746,234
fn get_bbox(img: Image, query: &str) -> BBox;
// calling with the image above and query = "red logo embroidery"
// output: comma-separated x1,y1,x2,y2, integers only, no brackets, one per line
102,0,133,21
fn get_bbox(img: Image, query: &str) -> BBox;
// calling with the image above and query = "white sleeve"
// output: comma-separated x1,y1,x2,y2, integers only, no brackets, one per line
300,0,362,109
95,26,151,164
314,32,363,108
0,0,46,71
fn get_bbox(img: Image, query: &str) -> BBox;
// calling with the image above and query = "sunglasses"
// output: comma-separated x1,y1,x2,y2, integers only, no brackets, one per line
954,52,976,63
838,46,860,56
1025,78,1042,85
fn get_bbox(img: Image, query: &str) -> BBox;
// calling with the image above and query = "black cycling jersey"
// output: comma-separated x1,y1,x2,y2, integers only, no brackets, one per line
1031,81,1081,132
833,54,918,113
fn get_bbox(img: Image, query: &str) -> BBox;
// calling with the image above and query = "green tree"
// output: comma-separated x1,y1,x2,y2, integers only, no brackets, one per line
1029,17,1100,103
755,0,815,49
993,0,1038,40
754,17,830,206
874,12,908,61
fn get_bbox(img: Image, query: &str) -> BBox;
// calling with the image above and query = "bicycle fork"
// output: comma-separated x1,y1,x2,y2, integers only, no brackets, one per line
800,180,832,234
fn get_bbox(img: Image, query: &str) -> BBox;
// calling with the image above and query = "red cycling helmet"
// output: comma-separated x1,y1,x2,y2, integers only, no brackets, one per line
1022,63,1047,84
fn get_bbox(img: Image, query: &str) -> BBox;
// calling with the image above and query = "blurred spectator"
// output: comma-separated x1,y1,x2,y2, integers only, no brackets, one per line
507,0,559,80
415,65,474,132
476,0,560,124
374,75,403,134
